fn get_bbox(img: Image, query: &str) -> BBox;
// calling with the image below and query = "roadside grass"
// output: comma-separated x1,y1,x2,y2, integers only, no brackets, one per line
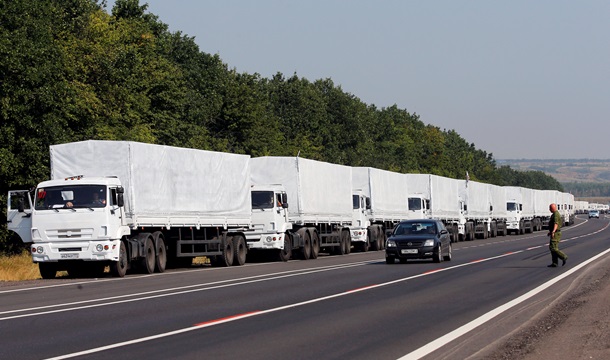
0,252,40,281
0,253,210,282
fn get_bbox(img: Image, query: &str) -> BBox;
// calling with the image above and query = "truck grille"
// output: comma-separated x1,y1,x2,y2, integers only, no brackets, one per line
46,228,94,240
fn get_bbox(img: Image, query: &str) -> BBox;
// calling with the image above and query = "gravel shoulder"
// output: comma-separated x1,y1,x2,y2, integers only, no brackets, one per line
484,255,610,360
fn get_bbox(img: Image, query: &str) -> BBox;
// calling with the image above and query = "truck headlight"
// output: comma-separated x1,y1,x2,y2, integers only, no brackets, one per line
96,244,104,252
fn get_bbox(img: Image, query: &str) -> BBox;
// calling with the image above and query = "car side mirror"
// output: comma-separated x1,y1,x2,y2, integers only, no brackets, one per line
440,229,448,235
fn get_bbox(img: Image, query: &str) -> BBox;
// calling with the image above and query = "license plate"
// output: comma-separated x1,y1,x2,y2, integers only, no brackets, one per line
60,253,79,259
401,249,418,254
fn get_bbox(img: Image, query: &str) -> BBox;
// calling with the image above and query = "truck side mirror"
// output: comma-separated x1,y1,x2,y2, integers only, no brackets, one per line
17,198,24,213
116,187,124,207
282,202,289,209
366,197,371,210
281,194,288,208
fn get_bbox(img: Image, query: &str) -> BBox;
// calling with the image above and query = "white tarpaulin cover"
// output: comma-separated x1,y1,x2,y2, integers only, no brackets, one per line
50,140,251,226
459,180,490,218
352,167,409,220
250,157,352,224
489,184,508,218
405,174,461,219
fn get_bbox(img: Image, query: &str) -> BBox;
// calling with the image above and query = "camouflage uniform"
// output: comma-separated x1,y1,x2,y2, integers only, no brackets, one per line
548,210,567,266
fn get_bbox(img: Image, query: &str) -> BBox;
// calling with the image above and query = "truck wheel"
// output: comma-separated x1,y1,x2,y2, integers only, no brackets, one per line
39,263,57,279
220,235,234,266
232,235,247,266
155,236,167,273
341,230,351,255
369,227,378,251
139,237,155,274
310,231,319,259
278,234,291,262
379,228,386,250
300,231,311,260
110,241,128,277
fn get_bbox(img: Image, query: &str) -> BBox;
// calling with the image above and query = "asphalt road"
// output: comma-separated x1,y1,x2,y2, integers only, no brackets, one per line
1,215,608,360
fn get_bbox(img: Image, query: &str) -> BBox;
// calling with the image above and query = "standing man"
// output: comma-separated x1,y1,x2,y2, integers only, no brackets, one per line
547,203,567,267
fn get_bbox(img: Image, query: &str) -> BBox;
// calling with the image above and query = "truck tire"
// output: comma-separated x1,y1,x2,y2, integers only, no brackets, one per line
369,227,379,251
310,231,320,259
154,234,167,273
110,241,128,277
278,234,291,262
232,235,247,266
375,226,385,250
300,231,311,260
39,263,57,279
342,230,351,255
219,235,234,266
139,236,155,274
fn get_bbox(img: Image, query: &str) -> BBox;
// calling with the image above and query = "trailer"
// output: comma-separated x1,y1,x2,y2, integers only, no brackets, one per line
351,167,409,251
248,156,354,259
7,140,252,278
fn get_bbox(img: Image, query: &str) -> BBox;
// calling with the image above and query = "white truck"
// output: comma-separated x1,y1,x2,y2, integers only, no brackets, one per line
247,156,354,259
7,140,253,278
487,183,509,237
505,186,534,234
351,167,409,251
406,174,466,241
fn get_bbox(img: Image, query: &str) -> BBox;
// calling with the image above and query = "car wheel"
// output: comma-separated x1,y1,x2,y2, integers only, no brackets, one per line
433,245,442,263
444,243,452,261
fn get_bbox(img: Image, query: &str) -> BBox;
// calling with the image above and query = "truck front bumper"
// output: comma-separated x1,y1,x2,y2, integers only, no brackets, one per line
245,233,285,250
350,229,368,243
30,240,121,262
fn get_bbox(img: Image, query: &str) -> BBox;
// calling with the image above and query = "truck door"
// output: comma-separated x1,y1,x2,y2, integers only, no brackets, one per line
7,190,33,243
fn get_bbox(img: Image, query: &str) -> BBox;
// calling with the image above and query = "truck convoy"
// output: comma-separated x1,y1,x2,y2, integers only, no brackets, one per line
7,140,578,279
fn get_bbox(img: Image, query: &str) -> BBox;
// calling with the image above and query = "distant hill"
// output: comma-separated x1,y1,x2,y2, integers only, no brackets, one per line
498,159,610,183
498,159,610,201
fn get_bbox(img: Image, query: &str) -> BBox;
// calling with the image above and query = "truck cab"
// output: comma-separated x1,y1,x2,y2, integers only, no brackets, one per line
506,201,523,234
407,195,430,219
350,191,371,248
7,176,127,275
246,185,291,254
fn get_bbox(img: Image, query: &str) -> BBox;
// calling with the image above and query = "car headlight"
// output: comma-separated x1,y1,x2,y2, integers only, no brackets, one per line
424,239,435,247
387,240,396,248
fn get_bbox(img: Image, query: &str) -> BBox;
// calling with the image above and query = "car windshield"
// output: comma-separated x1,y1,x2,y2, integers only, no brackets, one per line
35,185,107,210
394,222,437,235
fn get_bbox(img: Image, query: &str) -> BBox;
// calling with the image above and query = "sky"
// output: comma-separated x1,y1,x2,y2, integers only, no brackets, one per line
105,0,610,160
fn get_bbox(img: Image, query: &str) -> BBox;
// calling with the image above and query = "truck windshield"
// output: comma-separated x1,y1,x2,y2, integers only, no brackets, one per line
35,185,107,210
251,191,274,209
507,202,518,211
408,198,422,211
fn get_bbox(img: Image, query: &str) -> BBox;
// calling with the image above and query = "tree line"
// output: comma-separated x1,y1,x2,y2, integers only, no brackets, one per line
0,0,562,253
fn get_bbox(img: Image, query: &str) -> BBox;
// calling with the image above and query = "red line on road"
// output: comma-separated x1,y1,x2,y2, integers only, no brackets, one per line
194,311,261,327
